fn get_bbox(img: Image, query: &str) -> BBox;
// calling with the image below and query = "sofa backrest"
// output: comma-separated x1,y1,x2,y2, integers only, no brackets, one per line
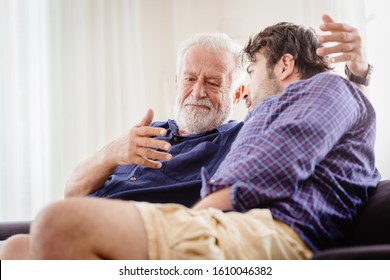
348,180,390,246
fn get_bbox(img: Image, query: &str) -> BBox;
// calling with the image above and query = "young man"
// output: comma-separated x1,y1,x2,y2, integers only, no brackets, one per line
65,14,372,208
0,19,379,260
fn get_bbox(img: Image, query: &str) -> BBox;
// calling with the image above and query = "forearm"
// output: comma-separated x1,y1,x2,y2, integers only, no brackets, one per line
192,187,232,211
355,83,366,92
64,147,116,198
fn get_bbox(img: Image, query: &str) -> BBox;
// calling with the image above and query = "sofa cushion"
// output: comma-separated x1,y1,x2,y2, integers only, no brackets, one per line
0,221,30,241
348,180,390,245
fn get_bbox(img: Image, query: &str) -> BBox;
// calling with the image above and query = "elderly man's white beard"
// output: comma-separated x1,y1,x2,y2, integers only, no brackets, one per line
174,94,233,135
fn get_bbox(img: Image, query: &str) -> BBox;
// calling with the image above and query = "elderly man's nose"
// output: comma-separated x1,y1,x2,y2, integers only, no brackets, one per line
192,82,206,99
242,87,249,100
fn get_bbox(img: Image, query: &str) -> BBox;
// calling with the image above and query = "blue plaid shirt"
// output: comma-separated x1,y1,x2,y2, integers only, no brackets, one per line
201,72,381,252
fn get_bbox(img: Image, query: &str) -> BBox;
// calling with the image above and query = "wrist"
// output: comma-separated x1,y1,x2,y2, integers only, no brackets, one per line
345,63,373,86
100,145,116,170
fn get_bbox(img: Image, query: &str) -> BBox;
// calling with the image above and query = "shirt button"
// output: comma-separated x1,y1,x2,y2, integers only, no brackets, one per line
173,137,181,143
129,176,137,182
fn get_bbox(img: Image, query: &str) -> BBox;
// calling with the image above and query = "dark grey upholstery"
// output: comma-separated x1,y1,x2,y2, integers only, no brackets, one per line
312,245,390,260
313,180,390,259
0,221,30,241
349,180,390,246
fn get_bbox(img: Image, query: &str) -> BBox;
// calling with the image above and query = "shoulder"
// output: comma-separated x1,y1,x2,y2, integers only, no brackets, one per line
282,72,366,107
287,72,349,94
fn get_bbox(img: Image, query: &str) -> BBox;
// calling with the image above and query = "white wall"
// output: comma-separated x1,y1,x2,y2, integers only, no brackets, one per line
365,0,390,179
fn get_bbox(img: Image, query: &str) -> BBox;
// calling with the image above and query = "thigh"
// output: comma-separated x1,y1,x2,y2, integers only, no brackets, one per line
31,197,148,259
82,198,148,259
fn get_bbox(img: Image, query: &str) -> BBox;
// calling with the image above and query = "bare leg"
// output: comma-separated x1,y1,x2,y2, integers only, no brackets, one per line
30,197,148,259
0,234,31,259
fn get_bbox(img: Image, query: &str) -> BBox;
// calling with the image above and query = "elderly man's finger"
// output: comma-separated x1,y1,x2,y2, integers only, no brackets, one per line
136,137,171,151
136,147,172,162
136,108,154,128
316,42,356,57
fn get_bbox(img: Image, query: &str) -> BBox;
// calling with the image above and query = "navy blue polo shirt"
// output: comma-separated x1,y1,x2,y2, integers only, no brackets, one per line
89,119,243,207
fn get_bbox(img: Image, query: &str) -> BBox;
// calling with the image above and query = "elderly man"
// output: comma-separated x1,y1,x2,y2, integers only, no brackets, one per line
64,32,246,207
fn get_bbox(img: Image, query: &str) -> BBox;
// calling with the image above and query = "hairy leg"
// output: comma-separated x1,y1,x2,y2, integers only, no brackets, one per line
30,197,148,259
0,234,31,259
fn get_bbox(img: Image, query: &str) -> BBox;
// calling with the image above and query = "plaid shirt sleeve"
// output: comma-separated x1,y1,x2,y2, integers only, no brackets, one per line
201,73,372,212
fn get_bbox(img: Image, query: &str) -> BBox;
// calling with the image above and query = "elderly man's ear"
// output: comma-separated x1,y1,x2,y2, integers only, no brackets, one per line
233,84,245,105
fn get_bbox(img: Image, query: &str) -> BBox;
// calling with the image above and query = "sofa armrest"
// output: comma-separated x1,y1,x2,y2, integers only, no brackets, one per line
0,221,30,241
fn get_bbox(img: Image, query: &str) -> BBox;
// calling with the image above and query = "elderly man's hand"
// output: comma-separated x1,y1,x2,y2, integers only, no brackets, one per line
103,109,172,169
316,14,369,78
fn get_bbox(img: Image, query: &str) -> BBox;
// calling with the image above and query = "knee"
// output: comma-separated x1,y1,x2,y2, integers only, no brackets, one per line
0,234,30,259
30,199,87,259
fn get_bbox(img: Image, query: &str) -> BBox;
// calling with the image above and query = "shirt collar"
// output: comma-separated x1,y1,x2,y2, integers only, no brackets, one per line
167,119,240,136
215,120,240,132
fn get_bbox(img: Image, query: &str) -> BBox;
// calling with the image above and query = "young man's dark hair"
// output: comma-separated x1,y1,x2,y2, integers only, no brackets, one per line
243,22,332,79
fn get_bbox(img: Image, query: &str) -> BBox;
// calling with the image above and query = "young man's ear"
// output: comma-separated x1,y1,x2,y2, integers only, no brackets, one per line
233,84,245,104
278,53,295,80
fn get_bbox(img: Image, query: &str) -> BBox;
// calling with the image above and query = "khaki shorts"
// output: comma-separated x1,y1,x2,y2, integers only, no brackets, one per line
134,202,313,260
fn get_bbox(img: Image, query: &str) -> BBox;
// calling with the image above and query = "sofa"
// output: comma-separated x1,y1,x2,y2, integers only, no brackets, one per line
312,179,390,259
1,180,390,259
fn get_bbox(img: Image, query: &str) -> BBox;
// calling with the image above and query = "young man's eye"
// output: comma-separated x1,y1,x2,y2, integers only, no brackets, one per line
246,64,254,76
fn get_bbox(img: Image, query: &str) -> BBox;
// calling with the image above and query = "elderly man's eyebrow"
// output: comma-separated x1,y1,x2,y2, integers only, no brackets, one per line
183,71,196,76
